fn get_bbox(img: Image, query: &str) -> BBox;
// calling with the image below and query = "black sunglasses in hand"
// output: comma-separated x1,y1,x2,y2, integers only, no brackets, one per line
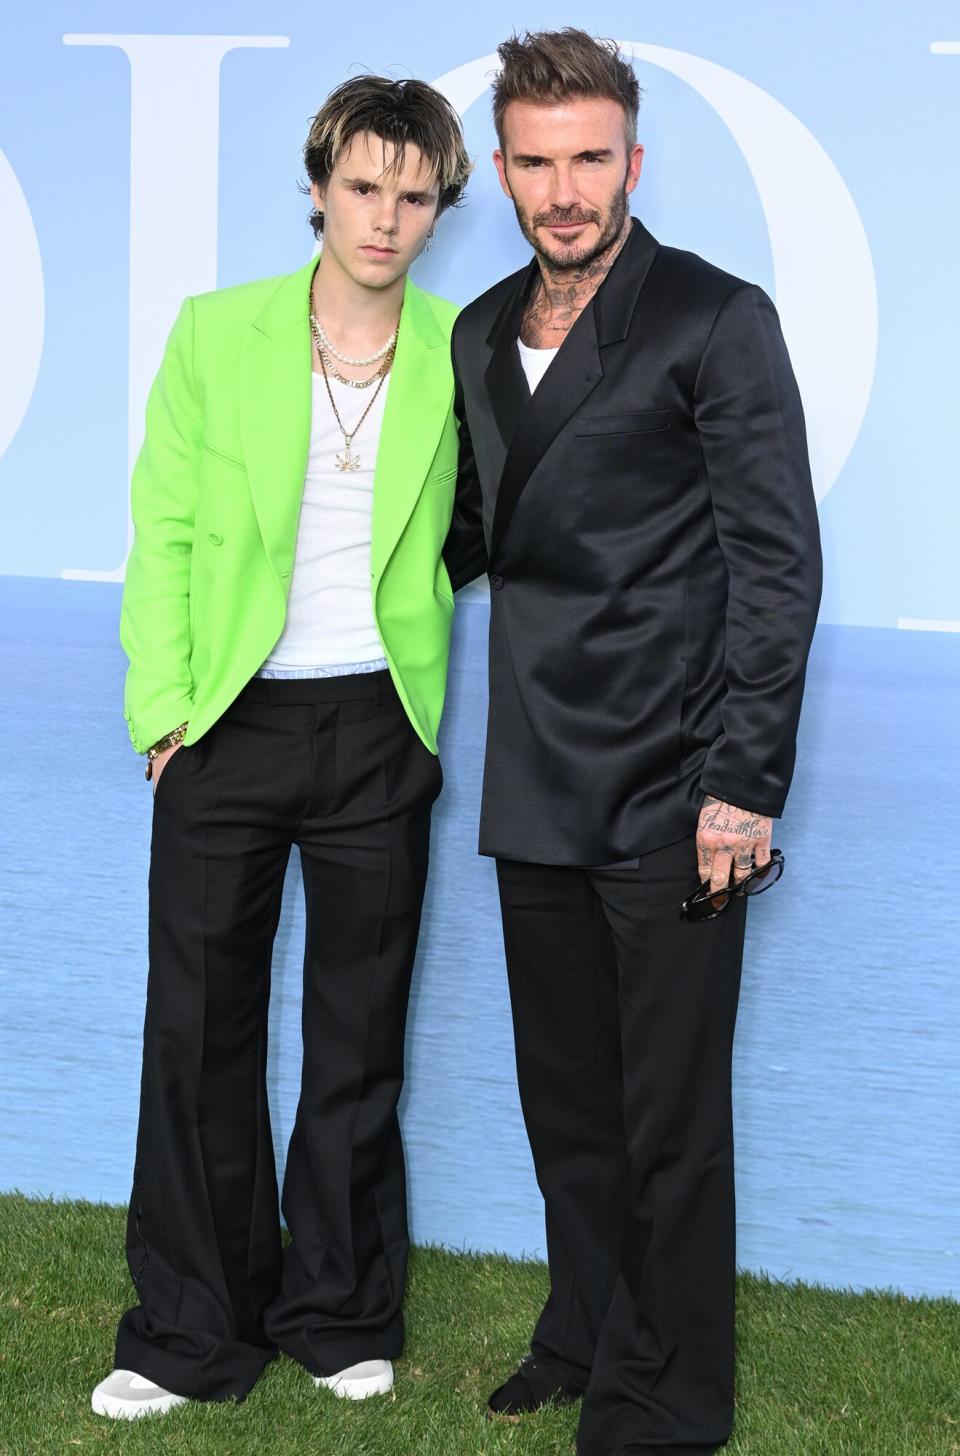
680,848,785,923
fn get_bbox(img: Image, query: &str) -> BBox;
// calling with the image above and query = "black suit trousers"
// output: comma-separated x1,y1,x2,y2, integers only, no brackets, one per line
496,836,746,1456
114,671,441,1400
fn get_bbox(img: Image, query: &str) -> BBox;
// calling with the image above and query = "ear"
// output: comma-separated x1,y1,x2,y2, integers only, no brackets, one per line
625,144,644,196
492,149,513,200
310,179,326,213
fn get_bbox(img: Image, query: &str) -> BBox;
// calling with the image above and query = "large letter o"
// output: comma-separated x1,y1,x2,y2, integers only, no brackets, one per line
432,46,878,505
0,150,44,465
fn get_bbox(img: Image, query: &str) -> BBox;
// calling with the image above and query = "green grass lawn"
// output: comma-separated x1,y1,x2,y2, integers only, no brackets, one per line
1,1192,958,1456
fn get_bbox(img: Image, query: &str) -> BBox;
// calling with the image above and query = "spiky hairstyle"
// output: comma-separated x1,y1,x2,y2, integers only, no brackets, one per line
493,29,641,148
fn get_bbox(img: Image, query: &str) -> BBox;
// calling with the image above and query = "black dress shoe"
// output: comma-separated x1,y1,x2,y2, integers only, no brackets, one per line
487,1355,587,1421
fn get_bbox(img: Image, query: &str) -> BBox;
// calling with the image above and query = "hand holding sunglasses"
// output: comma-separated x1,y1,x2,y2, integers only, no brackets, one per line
682,795,782,922
680,847,785,922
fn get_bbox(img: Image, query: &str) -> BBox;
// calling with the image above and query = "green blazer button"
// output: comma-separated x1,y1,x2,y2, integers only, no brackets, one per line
207,532,223,546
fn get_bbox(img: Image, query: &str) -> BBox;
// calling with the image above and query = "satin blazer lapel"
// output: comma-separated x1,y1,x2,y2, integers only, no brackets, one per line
484,260,536,456
489,218,661,558
371,280,451,579
238,256,316,590
489,298,602,558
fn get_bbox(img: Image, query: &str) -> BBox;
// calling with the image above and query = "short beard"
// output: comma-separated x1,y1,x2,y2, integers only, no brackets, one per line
515,186,629,275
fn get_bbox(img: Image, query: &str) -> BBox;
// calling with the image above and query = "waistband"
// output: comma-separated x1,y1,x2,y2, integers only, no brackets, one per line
235,668,395,706
255,657,389,680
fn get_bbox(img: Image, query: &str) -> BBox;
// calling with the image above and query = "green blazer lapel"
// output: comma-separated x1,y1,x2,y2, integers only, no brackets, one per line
237,256,316,588
371,279,452,580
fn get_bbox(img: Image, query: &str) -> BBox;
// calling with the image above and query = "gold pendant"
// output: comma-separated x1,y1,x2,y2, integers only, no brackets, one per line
336,444,361,472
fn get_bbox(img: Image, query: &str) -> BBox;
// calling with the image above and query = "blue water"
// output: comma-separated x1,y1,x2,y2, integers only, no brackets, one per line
1,577,958,1298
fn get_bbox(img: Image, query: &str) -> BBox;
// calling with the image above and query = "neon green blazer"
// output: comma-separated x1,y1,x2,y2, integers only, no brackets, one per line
120,256,460,756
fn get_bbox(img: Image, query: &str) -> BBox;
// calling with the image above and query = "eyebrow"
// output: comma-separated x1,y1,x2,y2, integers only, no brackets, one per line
511,148,615,164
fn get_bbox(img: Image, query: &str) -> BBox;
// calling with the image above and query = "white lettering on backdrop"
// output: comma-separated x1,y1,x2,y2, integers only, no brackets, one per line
0,151,44,471
432,46,878,507
0,35,874,576
60,33,289,581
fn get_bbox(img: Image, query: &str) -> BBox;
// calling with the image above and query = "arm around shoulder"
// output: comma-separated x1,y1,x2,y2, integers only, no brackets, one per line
120,296,202,754
442,322,488,592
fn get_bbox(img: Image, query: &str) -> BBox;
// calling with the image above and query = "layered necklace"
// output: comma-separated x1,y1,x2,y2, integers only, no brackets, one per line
309,288,398,473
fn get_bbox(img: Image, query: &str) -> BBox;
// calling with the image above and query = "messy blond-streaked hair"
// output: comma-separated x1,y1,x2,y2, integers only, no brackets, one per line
303,75,472,236
493,29,641,150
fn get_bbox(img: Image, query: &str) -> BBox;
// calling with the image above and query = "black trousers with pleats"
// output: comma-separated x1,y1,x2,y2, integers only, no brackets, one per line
496,837,747,1456
114,670,441,1401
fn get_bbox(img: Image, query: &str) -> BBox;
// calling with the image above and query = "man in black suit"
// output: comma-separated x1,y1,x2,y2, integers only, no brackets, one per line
444,28,823,1456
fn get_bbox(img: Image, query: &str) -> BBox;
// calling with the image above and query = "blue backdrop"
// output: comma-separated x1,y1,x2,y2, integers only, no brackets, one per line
1,1,958,1298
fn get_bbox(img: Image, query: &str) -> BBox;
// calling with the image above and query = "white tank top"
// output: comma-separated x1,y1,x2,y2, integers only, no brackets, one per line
517,338,560,393
260,371,390,672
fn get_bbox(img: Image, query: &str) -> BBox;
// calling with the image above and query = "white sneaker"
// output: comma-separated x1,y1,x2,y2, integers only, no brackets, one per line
314,1359,394,1399
91,1368,188,1419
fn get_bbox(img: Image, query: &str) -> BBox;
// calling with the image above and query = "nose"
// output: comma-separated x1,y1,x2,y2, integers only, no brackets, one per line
372,196,400,236
549,163,579,210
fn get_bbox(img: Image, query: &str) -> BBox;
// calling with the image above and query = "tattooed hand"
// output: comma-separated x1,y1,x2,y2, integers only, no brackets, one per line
696,796,772,894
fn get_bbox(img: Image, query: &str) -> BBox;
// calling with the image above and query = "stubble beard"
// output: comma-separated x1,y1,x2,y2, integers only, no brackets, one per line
516,186,630,276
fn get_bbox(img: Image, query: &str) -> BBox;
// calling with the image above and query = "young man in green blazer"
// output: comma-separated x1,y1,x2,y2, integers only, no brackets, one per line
92,77,471,1420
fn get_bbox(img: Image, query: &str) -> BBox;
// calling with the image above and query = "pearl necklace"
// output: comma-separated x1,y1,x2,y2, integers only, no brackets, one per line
309,312,397,367
317,345,389,390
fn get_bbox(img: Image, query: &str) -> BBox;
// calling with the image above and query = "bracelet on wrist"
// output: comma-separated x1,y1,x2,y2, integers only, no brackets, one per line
144,723,188,780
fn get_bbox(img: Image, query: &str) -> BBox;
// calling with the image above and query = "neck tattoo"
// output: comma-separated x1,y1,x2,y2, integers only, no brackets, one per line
521,217,632,348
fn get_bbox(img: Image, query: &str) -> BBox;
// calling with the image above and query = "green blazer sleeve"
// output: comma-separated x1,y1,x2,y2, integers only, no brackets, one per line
120,298,201,753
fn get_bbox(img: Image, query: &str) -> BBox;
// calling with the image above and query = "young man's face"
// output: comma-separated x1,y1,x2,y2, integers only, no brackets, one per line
312,132,440,291
494,96,643,271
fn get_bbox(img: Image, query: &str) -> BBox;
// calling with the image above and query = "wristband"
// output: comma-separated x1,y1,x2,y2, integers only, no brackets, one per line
144,723,188,780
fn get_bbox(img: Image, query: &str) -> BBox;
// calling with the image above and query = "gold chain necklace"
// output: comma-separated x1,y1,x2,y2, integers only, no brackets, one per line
320,346,384,389
309,311,388,389
311,313,397,366
317,344,394,473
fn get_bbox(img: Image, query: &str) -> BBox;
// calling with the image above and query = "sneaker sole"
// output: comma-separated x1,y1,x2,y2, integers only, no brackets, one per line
313,1370,394,1400
91,1390,188,1420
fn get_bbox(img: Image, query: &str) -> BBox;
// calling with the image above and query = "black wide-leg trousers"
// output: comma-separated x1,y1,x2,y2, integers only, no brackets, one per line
496,837,747,1456
114,670,441,1401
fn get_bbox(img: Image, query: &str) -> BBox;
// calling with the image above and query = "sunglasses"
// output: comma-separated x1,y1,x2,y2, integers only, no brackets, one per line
680,848,785,923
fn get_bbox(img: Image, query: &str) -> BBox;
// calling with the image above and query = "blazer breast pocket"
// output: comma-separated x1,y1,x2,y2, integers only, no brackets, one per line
574,409,671,438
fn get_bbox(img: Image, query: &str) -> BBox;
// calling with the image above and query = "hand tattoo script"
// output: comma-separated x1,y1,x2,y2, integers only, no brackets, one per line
699,796,769,842
696,796,773,888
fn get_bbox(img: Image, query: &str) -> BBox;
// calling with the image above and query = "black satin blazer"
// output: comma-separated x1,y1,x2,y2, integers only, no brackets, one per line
444,219,823,865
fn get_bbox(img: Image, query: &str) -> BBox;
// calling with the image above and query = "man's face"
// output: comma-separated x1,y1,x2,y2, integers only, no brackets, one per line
494,97,643,271
312,132,440,291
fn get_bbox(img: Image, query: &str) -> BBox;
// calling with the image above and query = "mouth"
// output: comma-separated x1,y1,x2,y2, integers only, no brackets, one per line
360,244,398,259
540,219,594,236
